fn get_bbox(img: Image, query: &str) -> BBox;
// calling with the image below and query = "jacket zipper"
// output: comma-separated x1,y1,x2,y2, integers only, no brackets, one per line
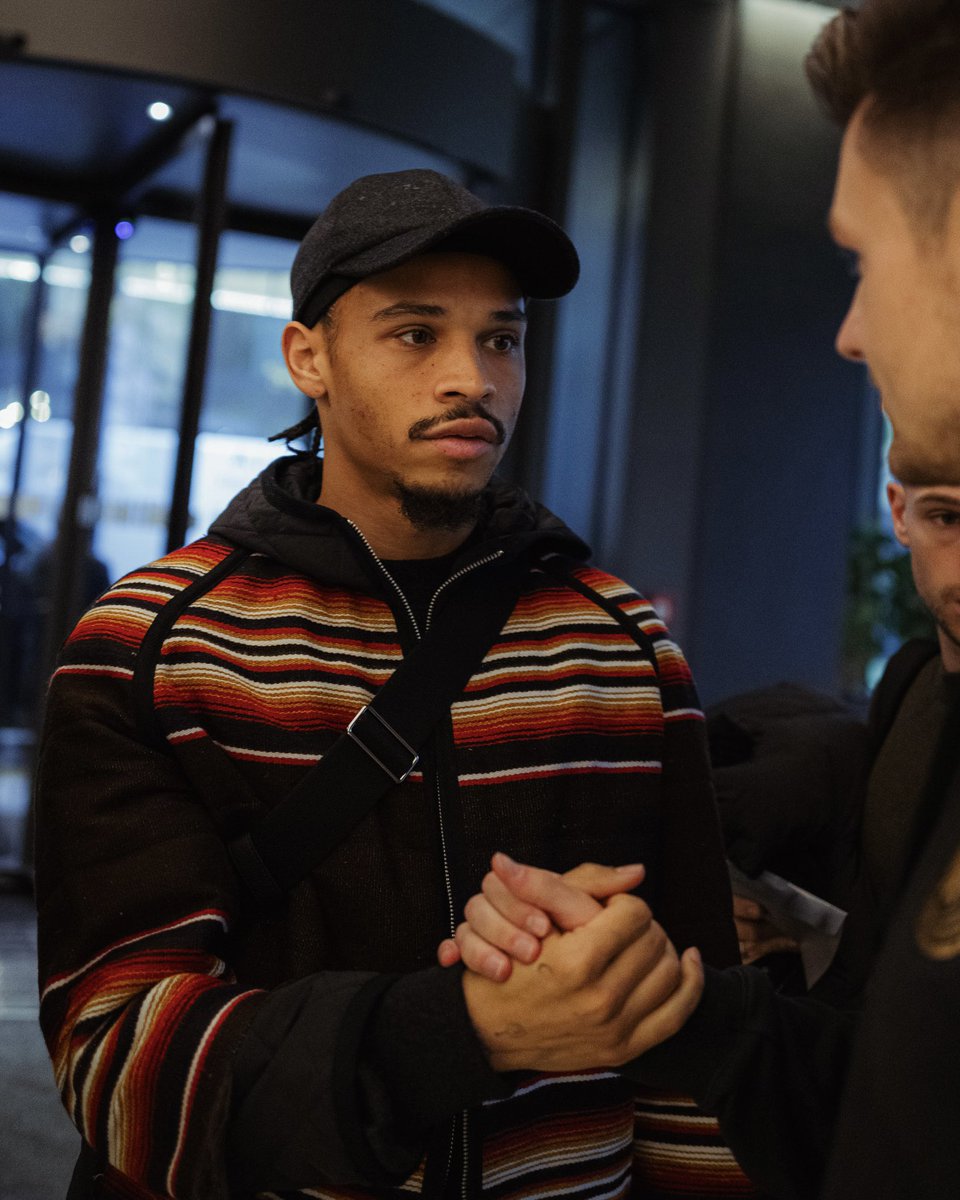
345,520,422,638
347,526,504,1200
424,551,504,633
427,553,505,932
426,551,503,1200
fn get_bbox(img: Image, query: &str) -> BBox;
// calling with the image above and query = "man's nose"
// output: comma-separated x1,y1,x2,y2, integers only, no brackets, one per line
835,284,865,363
435,341,494,401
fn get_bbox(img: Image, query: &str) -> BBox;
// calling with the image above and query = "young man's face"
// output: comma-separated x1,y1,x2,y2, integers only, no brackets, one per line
888,481,960,672
829,103,960,487
288,252,526,533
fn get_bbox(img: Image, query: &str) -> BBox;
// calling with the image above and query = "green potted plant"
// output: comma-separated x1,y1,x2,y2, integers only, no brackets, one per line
841,523,934,699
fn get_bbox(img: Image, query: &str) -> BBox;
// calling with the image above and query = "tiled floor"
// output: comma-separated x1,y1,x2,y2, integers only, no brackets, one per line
0,884,78,1200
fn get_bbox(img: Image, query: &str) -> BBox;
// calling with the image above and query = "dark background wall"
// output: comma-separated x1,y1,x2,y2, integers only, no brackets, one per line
604,0,880,704
688,0,881,703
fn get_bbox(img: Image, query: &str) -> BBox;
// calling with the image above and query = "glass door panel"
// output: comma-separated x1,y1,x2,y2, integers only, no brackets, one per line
92,222,196,582
187,230,303,542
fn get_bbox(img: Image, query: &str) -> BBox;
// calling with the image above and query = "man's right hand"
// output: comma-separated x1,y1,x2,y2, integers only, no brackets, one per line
458,865,704,1073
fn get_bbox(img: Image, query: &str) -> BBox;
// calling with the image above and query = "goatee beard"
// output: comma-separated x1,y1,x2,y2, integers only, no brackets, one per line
394,481,487,532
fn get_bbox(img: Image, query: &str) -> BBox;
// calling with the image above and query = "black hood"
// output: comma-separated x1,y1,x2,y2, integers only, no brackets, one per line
209,455,589,591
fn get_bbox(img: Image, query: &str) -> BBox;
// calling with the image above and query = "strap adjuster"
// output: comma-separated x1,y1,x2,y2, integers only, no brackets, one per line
346,704,419,784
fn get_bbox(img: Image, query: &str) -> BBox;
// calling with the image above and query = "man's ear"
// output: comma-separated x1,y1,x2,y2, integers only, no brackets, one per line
887,480,910,547
282,321,330,399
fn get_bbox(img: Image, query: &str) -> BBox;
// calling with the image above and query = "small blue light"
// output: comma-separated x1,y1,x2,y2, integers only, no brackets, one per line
115,221,135,240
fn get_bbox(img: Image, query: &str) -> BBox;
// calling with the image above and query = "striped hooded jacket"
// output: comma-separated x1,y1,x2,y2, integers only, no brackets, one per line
35,454,755,1200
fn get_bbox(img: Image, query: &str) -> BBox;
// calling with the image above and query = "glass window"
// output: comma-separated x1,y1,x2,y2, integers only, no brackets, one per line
0,252,41,739
1,246,90,550
193,231,305,543
85,221,305,573
93,228,194,582
0,238,89,835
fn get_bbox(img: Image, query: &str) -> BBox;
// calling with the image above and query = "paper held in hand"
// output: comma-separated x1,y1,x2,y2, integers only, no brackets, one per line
728,860,847,987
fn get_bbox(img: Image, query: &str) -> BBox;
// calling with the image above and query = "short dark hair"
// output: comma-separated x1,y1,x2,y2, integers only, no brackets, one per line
806,0,960,232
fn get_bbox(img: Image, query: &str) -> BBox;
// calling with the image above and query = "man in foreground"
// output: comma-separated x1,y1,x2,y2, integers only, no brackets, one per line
447,2,960,1197
36,170,748,1199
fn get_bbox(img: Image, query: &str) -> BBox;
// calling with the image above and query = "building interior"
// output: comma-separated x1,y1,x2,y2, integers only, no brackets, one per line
0,0,894,1193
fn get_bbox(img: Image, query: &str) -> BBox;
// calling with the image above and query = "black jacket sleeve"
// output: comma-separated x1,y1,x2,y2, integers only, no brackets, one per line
225,964,511,1193
37,658,509,1200
624,966,856,1200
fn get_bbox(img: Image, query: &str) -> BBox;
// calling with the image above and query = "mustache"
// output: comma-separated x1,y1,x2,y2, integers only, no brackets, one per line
408,403,505,445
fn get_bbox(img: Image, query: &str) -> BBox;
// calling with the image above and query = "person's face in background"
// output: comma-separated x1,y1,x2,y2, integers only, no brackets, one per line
888,480,960,672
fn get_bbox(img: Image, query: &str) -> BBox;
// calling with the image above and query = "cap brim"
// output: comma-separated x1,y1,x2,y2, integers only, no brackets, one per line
425,208,580,299
336,206,579,300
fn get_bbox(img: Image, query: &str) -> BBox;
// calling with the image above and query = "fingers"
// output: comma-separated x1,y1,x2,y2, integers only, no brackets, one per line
574,910,672,1024
740,934,800,965
437,938,461,968
451,855,649,987
730,895,800,963
567,902,702,1063
438,927,515,982
560,892,654,978
456,923,515,981
480,869,553,941
449,859,587,981
627,945,704,1057
731,894,765,921
541,901,698,1065
563,861,645,899
733,914,762,945
603,940,703,1062
491,852,604,931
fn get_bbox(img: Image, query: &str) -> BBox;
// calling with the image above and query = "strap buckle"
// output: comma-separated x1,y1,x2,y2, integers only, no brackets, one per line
346,704,419,784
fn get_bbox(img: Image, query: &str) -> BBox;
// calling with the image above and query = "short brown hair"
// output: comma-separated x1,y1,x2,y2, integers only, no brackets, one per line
806,0,960,232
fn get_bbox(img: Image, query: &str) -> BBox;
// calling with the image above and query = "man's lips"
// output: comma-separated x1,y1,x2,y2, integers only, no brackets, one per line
415,418,500,444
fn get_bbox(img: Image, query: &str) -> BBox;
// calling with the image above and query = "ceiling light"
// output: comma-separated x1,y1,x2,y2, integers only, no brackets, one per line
29,390,51,422
0,401,24,429
69,234,90,254
147,101,173,122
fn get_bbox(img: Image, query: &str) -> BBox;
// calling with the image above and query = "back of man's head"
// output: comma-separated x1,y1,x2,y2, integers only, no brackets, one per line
806,0,960,233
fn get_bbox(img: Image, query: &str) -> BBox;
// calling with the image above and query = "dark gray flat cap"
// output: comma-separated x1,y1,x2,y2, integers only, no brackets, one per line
290,169,579,326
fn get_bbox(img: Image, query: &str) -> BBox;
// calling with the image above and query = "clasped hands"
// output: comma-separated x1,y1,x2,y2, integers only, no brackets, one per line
439,853,704,1073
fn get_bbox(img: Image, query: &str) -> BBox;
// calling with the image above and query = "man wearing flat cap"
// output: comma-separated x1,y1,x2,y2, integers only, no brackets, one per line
35,170,749,1200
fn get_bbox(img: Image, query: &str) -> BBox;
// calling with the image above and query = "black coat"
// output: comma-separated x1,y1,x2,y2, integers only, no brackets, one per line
628,639,960,1200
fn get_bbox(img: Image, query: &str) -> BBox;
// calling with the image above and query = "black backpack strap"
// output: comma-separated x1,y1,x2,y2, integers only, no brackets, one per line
228,552,528,905
132,546,251,750
536,553,660,677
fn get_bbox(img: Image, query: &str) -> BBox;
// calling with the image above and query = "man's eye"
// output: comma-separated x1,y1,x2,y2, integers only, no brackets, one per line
398,328,433,346
488,332,520,353
932,511,960,527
